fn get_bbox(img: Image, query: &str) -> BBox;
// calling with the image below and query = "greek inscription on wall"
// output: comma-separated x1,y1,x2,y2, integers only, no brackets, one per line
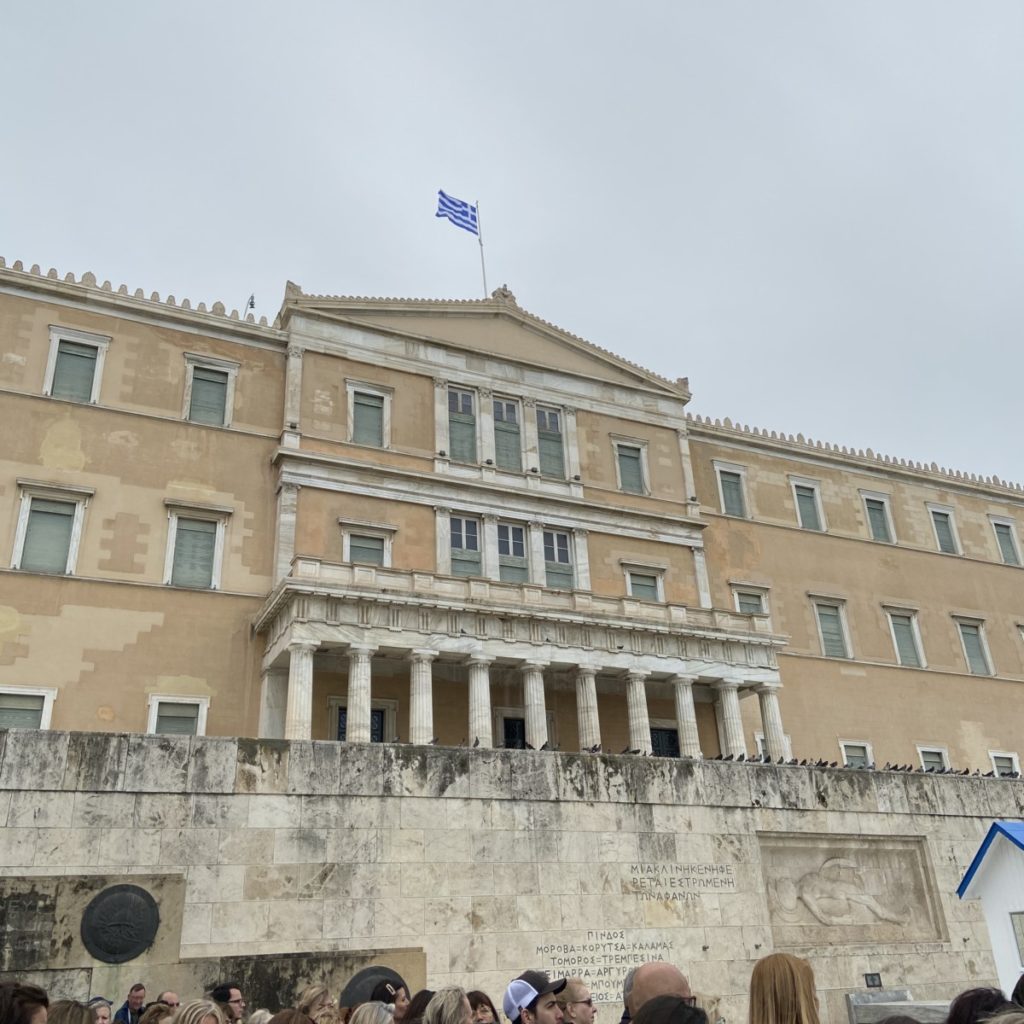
537,931,675,1001
627,863,737,902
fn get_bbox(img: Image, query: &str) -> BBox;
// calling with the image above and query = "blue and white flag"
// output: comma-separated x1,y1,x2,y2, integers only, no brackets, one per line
436,190,479,235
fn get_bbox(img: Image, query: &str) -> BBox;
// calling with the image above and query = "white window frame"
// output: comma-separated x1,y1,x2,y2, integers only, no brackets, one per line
162,500,232,590
789,475,826,532
611,436,651,496
731,583,770,618
884,606,927,669
146,693,209,736
926,502,961,555
338,518,396,567
860,489,896,544
446,384,480,464
838,739,874,768
11,479,95,574
916,745,950,771
43,326,110,404
328,696,398,742
621,561,666,602
346,379,393,449
0,685,58,729
990,751,1020,777
954,616,994,676
713,460,749,518
989,515,1022,567
182,352,240,427
491,394,524,471
811,596,853,659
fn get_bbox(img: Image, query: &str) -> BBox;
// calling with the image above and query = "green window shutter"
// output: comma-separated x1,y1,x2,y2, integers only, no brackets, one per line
543,530,573,589
537,408,565,478
890,614,921,667
629,573,659,601
352,392,384,446
959,623,990,675
450,517,481,576
498,524,528,581
448,389,477,463
51,341,98,402
816,604,848,658
0,694,45,729
921,749,946,771
171,517,217,588
155,701,199,735
932,511,957,554
188,367,229,425
994,523,1020,566
719,471,746,516
866,499,892,542
737,592,764,615
494,420,522,470
21,499,75,573
350,535,385,565
994,755,1015,777
795,485,821,530
843,744,869,768
617,447,644,494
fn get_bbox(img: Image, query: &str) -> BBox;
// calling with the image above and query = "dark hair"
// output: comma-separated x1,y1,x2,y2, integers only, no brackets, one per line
876,1017,921,1024
0,983,50,1024
268,1013,314,1024
210,986,241,1006
947,989,1015,1024
1012,977,1024,1008
370,984,407,1006
405,992,436,1024
633,997,707,1024
130,988,147,997
467,995,497,1019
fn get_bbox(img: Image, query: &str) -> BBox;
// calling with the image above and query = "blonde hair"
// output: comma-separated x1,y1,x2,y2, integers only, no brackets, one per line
557,981,589,1010
173,1002,227,1024
424,989,468,1024
748,954,819,1024
140,1006,175,1024
298,989,333,1019
350,1005,393,1024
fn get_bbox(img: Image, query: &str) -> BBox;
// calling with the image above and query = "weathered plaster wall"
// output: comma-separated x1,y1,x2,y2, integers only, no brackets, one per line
0,732,1011,1024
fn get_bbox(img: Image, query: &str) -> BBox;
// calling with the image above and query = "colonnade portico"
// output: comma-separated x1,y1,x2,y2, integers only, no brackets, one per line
261,636,791,759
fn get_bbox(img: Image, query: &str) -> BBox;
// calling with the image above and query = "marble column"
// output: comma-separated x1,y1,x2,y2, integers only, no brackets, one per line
345,644,377,743
756,680,789,761
408,649,437,745
284,641,318,740
468,653,495,748
626,670,652,754
712,677,747,758
574,665,601,751
521,660,550,749
259,667,288,739
670,673,702,758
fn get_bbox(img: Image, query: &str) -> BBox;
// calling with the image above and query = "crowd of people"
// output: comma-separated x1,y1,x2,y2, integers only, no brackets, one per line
3,955,1024,1024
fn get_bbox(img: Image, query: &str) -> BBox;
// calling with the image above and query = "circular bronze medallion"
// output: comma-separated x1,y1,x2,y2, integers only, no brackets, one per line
81,884,160,963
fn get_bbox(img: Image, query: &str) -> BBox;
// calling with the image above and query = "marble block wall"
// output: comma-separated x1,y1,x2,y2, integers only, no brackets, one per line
0,730,1017,1024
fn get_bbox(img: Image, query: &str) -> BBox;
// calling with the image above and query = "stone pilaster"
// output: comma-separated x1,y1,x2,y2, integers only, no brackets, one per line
284,642,318,740
521,660,550,749
345,644,377,743
468,654,495,748
670,673,702,758
409,649,437,745
626,670,652,754
574,665,601,751
259,667,288,739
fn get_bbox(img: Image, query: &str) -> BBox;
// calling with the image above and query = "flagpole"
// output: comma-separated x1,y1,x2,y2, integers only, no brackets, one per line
476,199,488,297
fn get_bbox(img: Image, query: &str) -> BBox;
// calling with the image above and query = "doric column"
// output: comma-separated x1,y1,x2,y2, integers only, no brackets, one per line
670,673,702,758
345,644,377,743
521,660,550,749
468,653,495,748
625,670,652,754
259,667,288,739
756,679,789,761
408,649,437,745
574,665,601,751
284,641,318,740
712,676,747,758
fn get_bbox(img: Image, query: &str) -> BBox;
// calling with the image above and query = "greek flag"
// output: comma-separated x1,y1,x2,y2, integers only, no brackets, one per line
435,190,479,235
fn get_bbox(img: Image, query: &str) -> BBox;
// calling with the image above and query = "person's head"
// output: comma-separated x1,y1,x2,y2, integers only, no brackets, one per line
467,994,498,1024
48,1001,93,1024
173,1001,226,1024
210,986,245,1023
298,988,334,1019
139,1005,174,1024
0,984,49,1024
128,989,147,1014
89,1000,112,1024
875,1017,921,1024
424,990,471,1024
504,973,566,1024
748,953,819,1024
248,1013,273,1024
946,989,1015,1024
987,1014,1024,1024
350,1004,394,1024
558,980,596,1024
632,997,707,1024
627,965,691,1018
370,985,410,1024
405,992,435,1024
267,1013,314,1024
1013,976,1024,1009
157,998,181,1013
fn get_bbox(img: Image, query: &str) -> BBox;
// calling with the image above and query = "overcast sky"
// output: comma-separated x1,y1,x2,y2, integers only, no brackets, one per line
5,2,1023,484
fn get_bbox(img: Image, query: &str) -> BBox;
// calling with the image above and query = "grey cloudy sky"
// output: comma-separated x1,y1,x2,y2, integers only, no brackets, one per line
5,2,1023,483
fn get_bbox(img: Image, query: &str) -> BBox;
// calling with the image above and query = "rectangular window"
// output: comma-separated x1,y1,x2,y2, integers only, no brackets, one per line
650,727,680,758
543,529,573,589
188,366,229,425
929,507,959,554
628,571,660,601
793,482,823,531
493,399,522,471
992,521,1022,567
616,444,646,495
352,391,385,447
44,327,109,404
164,502,230,590
887,611,923,668
736,591,766,615
349,534,385,565
957,620,992,675
331,697,397,743
537,406,565,478
863,495,894,543
919,747,948,771
148,698,208,736
497,522,528,583
448,388,477,463
20,498,76,574
450,515,482,576
716,466,747,517
991,752,1019,777
338,706,385,743
0,692,46,729
842,742,870,768
814,601,850,659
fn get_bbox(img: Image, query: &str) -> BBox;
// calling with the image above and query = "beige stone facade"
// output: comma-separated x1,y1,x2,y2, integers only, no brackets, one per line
1,258,1023,772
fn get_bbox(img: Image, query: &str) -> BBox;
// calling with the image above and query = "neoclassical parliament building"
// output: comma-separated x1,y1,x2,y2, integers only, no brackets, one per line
2,257,1023,775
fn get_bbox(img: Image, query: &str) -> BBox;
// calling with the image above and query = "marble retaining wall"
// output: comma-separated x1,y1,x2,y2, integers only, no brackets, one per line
0,731,1017,1024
